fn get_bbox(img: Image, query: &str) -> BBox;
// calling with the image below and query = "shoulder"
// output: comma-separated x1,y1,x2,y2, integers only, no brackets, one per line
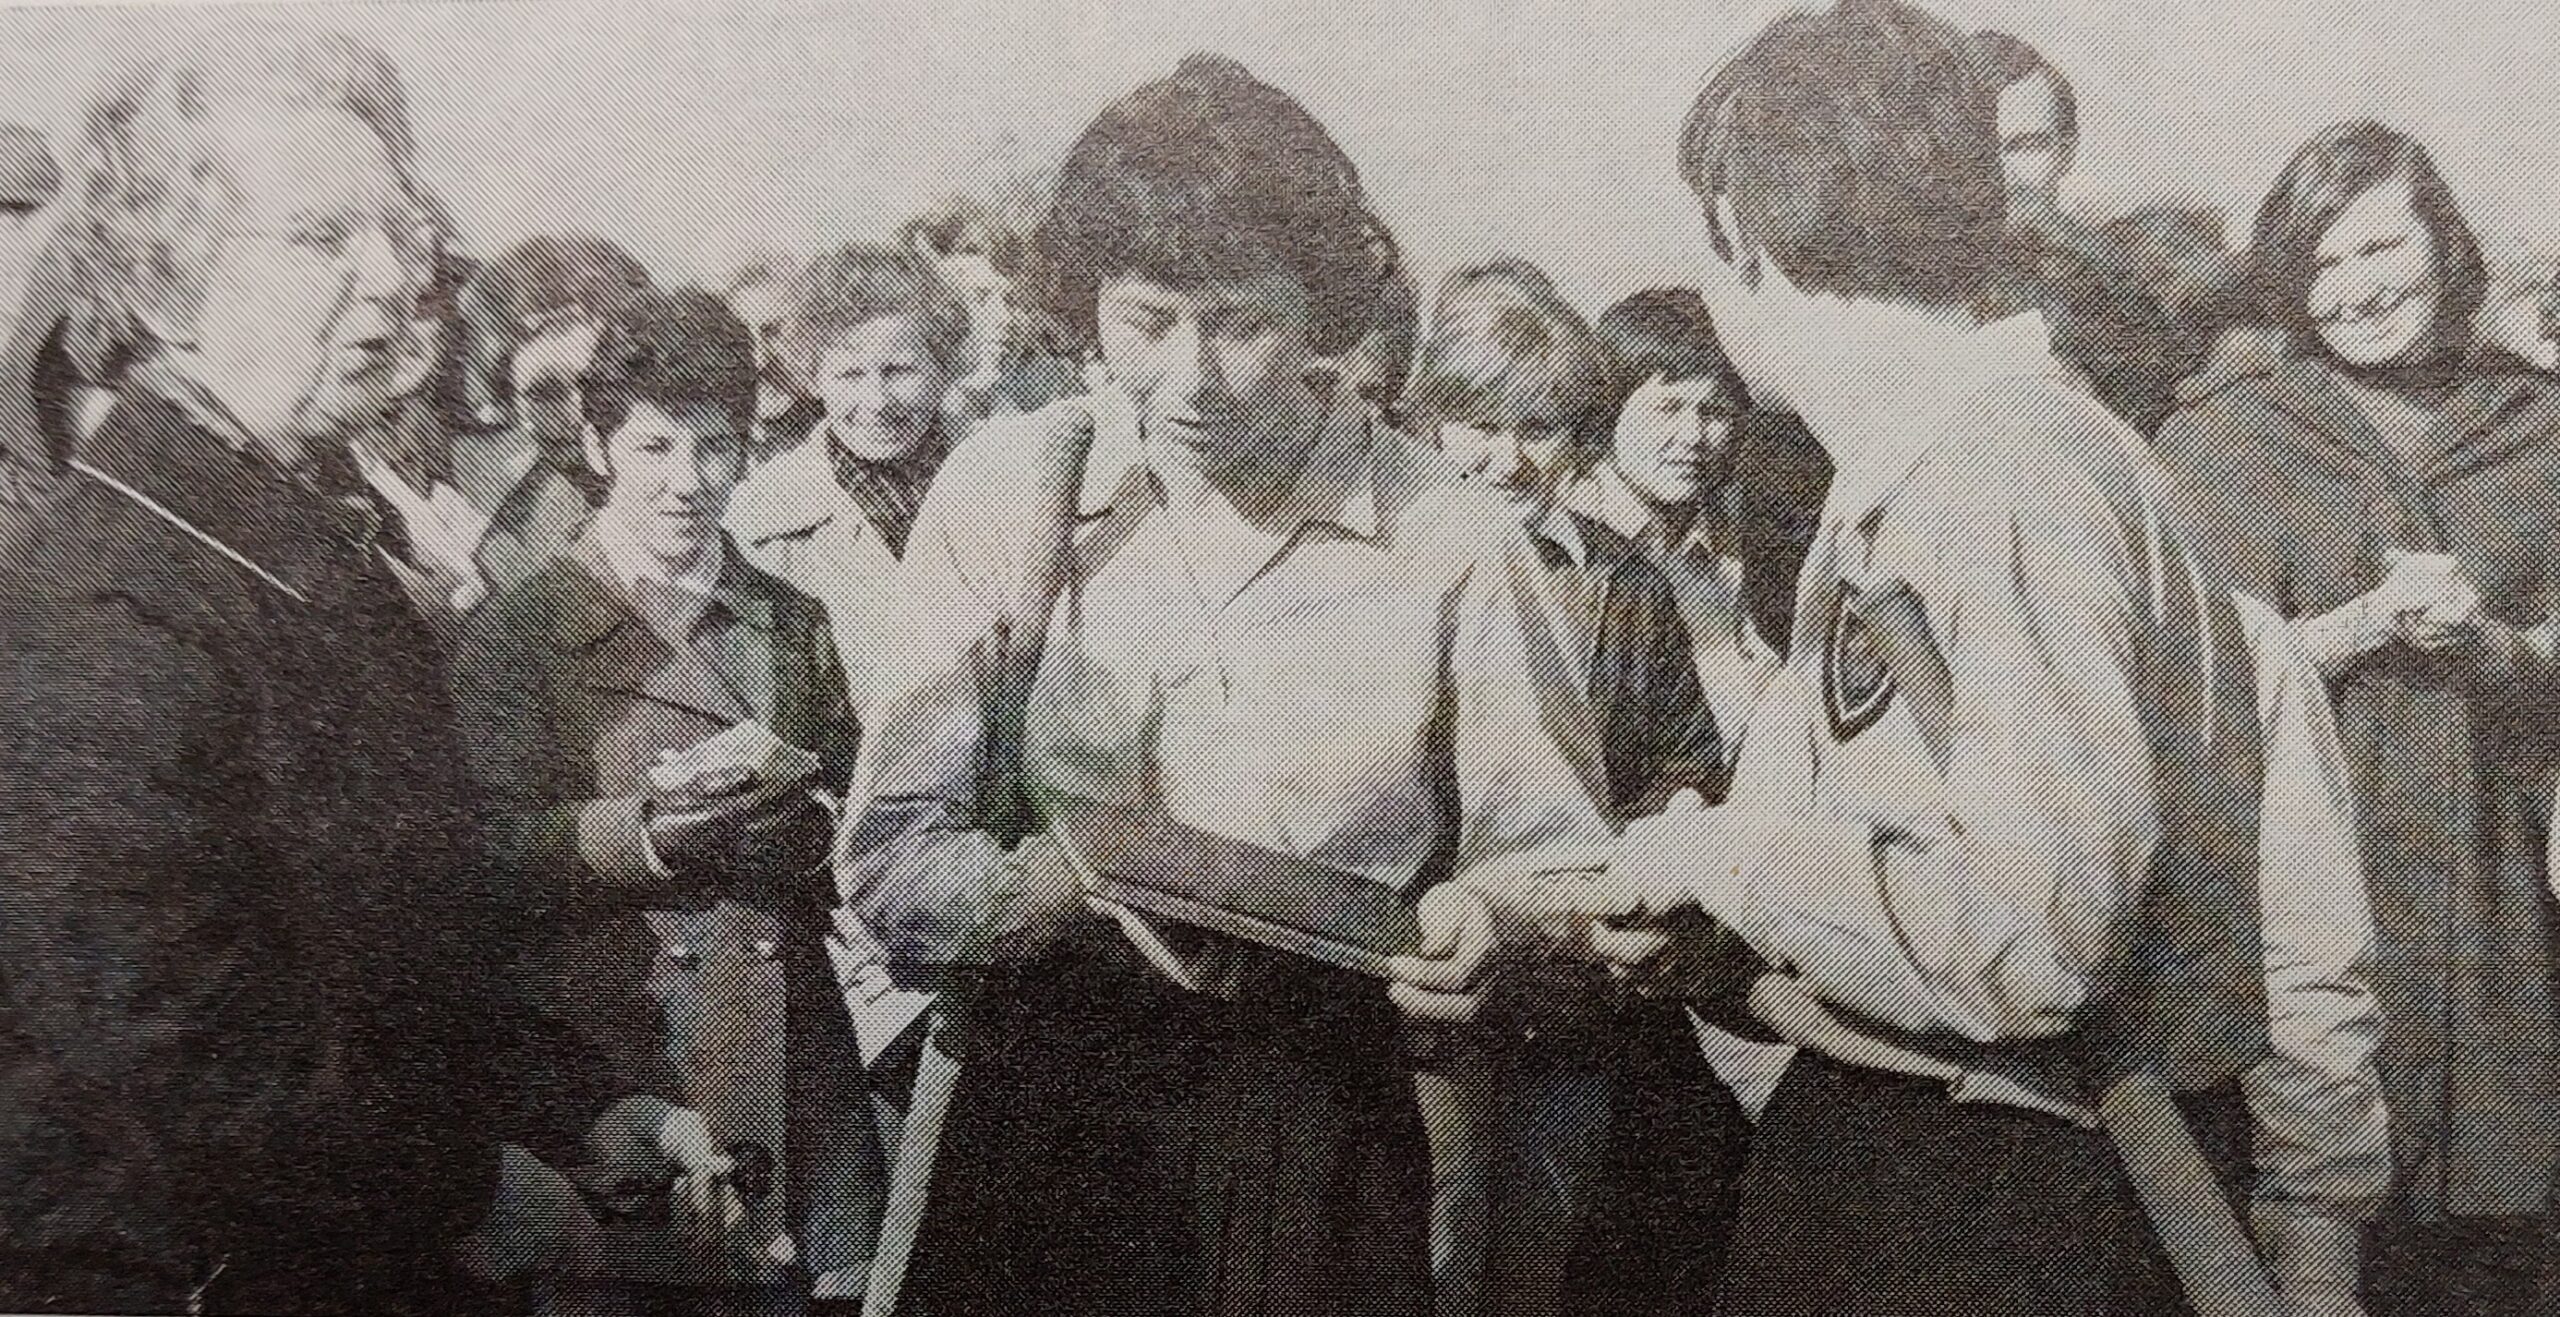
2168,323,2290,413
725,442,840,547
1372,429,1518,570
0,560,243,760
455,551,610,683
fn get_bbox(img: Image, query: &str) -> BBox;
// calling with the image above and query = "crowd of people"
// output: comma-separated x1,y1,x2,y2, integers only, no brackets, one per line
1,3,2559,1315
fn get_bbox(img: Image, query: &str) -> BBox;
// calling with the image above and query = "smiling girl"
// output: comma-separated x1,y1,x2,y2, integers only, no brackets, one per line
2158,120,2560,1317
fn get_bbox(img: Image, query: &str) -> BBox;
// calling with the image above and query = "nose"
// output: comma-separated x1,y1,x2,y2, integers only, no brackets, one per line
1159,319,1222,408
664,449,706,499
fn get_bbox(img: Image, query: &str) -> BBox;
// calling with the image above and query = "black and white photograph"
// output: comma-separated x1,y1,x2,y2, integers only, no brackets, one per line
0,0,2556,1313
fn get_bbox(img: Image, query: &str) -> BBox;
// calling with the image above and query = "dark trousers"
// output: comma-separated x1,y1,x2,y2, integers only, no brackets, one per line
1709,1055,2226,1317
1566,1006,1753,1317
2364,1213,2557,1317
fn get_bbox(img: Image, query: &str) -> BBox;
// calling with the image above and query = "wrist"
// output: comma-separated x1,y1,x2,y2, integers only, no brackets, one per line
2251,1203,2360,1299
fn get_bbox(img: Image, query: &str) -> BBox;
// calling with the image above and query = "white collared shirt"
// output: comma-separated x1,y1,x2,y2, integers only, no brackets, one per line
841,393,1611,961
1618,311,2259,1048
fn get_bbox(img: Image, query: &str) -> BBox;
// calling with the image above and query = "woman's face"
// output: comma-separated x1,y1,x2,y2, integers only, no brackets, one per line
2307,178,2444,369
816,314,955,464
1610,371,1743,510
1094,265,1319,469
185,106,439,467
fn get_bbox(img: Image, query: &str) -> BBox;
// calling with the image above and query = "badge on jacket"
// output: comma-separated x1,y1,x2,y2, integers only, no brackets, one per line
1822,578,1956,771
1823,583,1896,741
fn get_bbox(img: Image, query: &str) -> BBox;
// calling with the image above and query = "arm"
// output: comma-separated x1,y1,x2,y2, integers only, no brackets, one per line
1448,531,1619,872
1623,456,2162,1043
448,611,685,900
0,595,262,1237
834,418,1087,977
2233,593,2387,1311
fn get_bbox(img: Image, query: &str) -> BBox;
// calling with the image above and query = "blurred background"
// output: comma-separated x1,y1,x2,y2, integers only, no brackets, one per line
0,0,2553,312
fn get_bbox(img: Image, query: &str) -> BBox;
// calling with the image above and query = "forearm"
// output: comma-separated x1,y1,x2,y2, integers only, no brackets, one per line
1620,803,2129,1043
839,795,1076,980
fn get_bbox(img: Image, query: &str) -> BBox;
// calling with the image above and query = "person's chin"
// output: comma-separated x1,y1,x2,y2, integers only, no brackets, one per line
834,424,929,464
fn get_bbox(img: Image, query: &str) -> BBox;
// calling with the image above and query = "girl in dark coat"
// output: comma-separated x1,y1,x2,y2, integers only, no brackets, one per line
2155,120,2560,1317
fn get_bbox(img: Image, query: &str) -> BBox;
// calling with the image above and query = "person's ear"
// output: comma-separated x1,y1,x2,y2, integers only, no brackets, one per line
581,421,613,481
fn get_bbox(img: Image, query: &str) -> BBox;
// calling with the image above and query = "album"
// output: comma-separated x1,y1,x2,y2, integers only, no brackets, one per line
1046,797,1424,978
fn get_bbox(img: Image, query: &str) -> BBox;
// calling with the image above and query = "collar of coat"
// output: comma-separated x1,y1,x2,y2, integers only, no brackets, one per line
2177,324,2560,481
69,384,380,606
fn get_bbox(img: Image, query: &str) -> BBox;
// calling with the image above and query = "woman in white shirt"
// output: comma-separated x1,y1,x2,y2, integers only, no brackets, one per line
837,53,1609,1317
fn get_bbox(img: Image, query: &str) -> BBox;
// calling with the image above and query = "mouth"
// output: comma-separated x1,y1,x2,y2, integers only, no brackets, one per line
2321,286,2419,333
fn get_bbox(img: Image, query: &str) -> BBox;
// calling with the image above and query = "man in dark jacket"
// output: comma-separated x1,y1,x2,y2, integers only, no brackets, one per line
0,39,531,1314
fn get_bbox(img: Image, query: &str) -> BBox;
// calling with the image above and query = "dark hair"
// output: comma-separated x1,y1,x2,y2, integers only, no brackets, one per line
780,242,971,381
1970,30,2076,142
1405,259,1618,458
1678,0,2007,310
1347,255,1421,410
577,286,757,438
2245,120,2486,348
1034,52,1388,356
1594,288,1750,413
458,233,650,341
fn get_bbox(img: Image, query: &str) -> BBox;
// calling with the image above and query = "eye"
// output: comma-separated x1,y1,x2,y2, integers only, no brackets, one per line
1118,308,1175,340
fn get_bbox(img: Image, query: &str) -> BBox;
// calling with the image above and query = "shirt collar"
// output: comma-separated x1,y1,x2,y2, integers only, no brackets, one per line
588,509,775,637
727,433,848,547
1797,309,2069,529
1572,462,1725,560
1075,387,1384,542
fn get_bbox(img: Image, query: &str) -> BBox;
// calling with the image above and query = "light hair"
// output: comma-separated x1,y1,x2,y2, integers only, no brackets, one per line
58,29,435,359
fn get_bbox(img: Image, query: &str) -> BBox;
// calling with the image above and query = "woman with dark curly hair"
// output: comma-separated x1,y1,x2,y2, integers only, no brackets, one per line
837,53,1609,1317
2157,120,2560,1317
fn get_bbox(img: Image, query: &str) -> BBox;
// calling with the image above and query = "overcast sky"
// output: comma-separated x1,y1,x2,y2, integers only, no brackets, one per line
0,0,2553,312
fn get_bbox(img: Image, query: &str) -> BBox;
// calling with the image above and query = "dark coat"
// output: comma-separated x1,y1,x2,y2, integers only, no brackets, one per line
1727,410,1832,656
472,458,592,602
0,390,522,1312
1555,510,1727,818
2156,330,2560,1218
448,528,865,1284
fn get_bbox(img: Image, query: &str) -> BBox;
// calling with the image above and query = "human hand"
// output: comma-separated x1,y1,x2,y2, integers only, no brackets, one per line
2392,560,2483,652
653,1106,745,1248
1385,883,1501,1023
646,774,835,887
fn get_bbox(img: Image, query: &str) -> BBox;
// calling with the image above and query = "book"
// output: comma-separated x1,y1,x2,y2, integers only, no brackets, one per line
1046,797,1423,978
648,719,822,802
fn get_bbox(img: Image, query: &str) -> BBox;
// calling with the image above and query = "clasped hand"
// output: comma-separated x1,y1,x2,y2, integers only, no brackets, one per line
645,762,835,888
2373,550,2483,653
1383,842,1712,1025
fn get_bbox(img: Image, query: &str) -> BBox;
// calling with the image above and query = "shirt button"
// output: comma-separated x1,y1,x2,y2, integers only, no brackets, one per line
664,944,701,969
753,938,780,961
